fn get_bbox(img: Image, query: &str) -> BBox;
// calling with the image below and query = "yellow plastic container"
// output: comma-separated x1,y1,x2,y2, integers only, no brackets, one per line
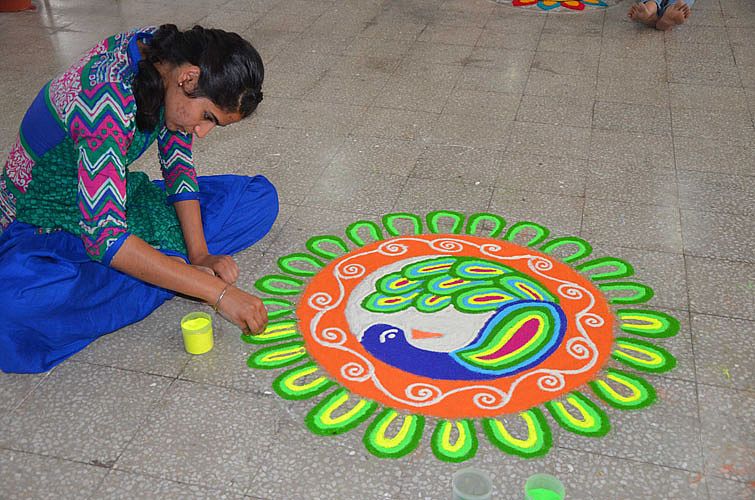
181,312,214,355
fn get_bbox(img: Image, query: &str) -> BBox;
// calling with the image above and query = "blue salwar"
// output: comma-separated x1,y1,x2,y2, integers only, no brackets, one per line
0,174,278,373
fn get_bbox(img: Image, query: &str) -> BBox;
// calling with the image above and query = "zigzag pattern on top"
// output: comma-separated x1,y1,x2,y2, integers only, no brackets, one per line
72,88,133,262
157,127,198,197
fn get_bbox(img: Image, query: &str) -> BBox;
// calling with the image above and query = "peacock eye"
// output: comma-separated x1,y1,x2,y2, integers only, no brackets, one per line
379,328,401,343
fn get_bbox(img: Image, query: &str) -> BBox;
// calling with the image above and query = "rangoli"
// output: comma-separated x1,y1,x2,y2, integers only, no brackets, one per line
248,211,678,462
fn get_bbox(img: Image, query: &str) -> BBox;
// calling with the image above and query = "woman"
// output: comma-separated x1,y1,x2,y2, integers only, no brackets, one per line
0,25,278,373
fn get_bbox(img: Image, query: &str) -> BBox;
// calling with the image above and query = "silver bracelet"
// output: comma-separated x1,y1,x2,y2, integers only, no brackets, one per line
212,284,230,313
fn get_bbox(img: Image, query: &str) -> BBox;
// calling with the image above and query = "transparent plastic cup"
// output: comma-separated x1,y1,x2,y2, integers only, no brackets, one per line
452,467,492,500
524,473,565,500
181,311,214,355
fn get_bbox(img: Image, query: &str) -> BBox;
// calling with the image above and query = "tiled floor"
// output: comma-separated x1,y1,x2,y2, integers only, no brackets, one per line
1,0,754,498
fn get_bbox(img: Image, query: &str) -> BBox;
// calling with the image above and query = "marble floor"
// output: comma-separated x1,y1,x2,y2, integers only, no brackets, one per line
0,0,753,498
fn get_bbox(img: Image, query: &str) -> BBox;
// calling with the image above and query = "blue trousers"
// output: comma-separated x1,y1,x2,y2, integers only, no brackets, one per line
0,174,278,373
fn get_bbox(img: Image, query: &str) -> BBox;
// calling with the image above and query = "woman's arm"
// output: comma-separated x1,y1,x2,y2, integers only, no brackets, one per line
110,234,267,333
173,199,240,283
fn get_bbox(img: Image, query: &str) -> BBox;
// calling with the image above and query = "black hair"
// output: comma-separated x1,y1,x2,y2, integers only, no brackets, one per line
132,24,264,131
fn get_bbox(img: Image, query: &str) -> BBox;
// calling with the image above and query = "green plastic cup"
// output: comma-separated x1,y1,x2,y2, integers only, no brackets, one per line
524,473,565,500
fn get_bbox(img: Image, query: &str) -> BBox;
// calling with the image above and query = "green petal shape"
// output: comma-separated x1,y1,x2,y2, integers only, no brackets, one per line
305,388,378,436
362,290,419,313
376,272,422,295
589,368,656,410
465,212,506,238
482,409,552,458
426,210,465,234
498,273,558,302
545,391,610,437
598,281,654,304
255,274,304,296
425,275,492,295
415,293,453,313
247,341,308,369
617,309,680,338
402,256,457,280
241,319,300,345
451,258,515,280
612,337,677,373
262,298,295,320
346,220,384,247
431,419,478,463
363,409,425,459
503,221,550,247
305,235,349,260
454,286,517,313
277,252,325,277
575,256,635,281
540,236,593,263
272,362,335,401
382,212,423,237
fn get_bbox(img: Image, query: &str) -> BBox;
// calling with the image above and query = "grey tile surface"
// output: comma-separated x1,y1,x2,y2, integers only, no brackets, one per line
94,470,246,500
2,0,754,497
686,256,755,320
115,380,278,493
681,209,755,263
698,384,755,482
691,314,755,392
0,449,108,500
582,199,683,253
0,363,170,464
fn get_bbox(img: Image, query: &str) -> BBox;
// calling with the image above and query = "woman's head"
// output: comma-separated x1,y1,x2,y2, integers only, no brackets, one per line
133,24,264,134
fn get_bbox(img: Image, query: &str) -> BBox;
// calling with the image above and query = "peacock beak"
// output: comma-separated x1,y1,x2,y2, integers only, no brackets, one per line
410,329,444,340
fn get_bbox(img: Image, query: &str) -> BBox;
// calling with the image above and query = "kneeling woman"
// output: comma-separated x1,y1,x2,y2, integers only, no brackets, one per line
0,25,278,373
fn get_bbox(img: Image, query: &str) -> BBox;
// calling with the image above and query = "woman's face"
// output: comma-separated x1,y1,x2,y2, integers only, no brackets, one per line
163,64,243,138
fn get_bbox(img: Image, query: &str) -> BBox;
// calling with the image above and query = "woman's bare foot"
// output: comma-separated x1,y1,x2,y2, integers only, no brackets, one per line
628,1,659,26
656,0,691,30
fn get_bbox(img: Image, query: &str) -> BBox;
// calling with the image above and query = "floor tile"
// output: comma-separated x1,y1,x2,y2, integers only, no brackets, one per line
593,101,671,134
0,363,170,464
516,94,595,128
705,476,755,499
0,449,107,500
698,383,755,482
0,372,47,414
246,418,405,499
508,122,592,160
394,177,494,214
685,256,755,320
691,313,754,391
677,170,755,215
115,381,278,493
94,470,244,500
681,209,754,263
581,199,683,254
585,162,678,206
673,136,755,176
548,448,708,499
497,153,587,197
589,129,675,170
413,145,505,187
489,189,584,235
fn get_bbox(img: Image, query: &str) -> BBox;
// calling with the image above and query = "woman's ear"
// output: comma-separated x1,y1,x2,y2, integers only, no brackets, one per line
177,64,201,92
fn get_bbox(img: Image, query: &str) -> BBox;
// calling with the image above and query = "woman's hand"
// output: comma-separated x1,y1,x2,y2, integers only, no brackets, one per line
215,285,268,334
191,253,239,284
